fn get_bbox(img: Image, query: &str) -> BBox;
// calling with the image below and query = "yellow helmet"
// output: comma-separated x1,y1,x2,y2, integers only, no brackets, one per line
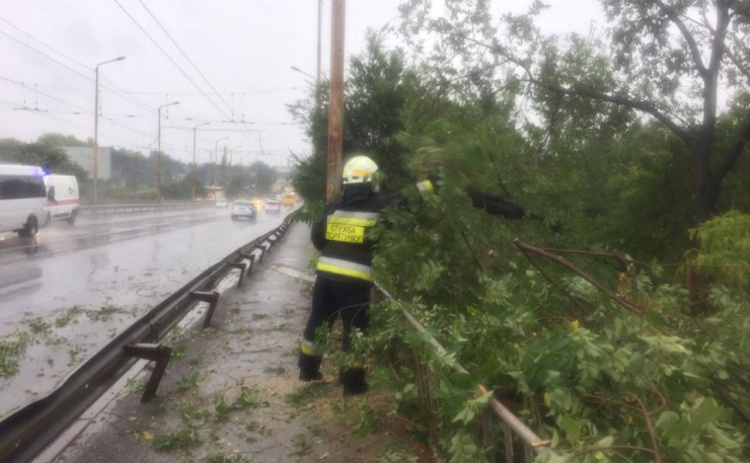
342,155,378,185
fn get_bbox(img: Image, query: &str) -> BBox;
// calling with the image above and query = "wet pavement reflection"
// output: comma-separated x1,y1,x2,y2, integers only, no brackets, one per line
0,207,292,416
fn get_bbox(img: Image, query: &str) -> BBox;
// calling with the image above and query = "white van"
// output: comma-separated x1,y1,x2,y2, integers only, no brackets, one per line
0,163,47,238
43,174,80,225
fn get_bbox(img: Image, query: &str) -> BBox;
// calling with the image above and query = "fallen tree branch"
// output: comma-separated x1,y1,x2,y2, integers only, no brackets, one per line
515,243,596,314
514,239,643,316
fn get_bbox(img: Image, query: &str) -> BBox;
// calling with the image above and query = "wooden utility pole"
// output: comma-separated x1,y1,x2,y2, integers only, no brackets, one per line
327,0,345,202
317,0,322,84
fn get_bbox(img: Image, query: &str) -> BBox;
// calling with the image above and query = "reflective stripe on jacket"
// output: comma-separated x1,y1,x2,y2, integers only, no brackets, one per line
312,184,386,284
312,180,436,284
317,256,374,282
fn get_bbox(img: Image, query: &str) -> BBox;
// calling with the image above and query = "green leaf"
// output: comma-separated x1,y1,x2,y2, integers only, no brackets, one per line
559,414,582,442
595,435,614,448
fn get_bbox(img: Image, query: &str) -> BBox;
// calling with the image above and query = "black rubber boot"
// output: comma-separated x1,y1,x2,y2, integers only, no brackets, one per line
298,352,323,381
341,367,369,396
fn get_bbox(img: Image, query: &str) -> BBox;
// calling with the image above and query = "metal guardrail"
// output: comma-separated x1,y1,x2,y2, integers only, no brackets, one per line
79,201,213,215
253,259,556,460
376,284,558,462
0,211,298,463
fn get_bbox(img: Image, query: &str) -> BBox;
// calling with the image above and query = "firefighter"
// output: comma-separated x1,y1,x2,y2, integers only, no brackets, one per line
297,155,398,395
298,154,527,395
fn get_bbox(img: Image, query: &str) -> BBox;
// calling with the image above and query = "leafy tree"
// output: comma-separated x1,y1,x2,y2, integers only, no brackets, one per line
399,0,750,225
111,148,151,191
246,161,277,195
290,30,417,203
0,135,88,180
36,133,91,148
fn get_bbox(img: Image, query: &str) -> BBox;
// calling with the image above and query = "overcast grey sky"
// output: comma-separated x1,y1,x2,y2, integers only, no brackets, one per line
0,0,601,167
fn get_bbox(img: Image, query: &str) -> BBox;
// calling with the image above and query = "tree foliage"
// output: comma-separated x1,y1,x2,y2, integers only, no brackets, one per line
289,4,750,460
399,0,750,224
289,30,417,205
0,134,88,180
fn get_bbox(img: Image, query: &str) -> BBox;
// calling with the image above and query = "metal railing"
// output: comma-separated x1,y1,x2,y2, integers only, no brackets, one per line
79,201,213,215
270,261,557,461
376,285,558,462
0,211,298,463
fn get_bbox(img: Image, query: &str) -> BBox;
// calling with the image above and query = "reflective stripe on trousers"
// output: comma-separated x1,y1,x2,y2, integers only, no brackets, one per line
300,339,320,356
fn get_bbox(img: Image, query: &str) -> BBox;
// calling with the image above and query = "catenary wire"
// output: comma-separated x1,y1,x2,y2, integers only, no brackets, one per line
111,0,231,119
0,20,154,113
0,76,158,141
114,0,266,147
137,0,235,116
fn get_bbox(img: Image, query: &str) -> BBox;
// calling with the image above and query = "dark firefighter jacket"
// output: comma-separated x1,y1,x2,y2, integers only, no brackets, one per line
311,182,389,285
311,179,526,285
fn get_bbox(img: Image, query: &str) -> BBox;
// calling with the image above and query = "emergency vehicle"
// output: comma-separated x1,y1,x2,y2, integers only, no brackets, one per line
43,174,80,225
0,163,47,237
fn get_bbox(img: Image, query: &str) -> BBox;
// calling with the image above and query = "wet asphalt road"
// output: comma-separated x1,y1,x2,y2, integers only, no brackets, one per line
0,206,293,417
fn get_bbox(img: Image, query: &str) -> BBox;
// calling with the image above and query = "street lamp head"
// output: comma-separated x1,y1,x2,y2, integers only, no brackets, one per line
291,66,315,79
96,56,127,68
159,101,180,110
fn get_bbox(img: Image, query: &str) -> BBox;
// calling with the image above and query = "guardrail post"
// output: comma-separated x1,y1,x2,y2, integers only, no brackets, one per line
253,243,268,262
238,252,256,275
227,262,247,288
503,424,514,462
123,343,172,403
523,443,533,462
413,346,438,448
479,408,497,463
189,290,221,328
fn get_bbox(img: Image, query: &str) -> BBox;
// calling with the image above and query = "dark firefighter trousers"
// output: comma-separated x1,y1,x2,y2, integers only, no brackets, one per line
298,276,370,389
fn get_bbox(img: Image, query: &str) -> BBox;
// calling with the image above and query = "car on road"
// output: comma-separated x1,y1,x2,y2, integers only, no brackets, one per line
231,200,257,221
0,163,47,238
215,199,228,208
265,199,281,214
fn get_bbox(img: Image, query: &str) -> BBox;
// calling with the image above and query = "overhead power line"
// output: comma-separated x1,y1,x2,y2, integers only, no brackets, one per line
0,79,302,96
1,75,90,113
0,29,91,81
136,0,265,146
0,75,152,139
10,103,142,149
0,18,154,113
114,0,263,147
111,0,229,118
137,0,235,116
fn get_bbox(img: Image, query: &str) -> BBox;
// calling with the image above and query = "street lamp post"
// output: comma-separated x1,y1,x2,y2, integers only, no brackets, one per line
192,122,210,201
93,56,125,205
213,136,229,187
156,101,180,202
